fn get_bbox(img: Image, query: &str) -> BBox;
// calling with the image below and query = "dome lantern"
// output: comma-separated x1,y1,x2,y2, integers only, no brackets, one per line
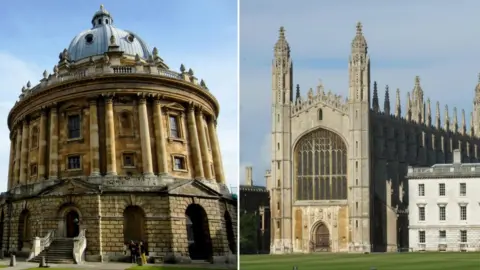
91,4,113,28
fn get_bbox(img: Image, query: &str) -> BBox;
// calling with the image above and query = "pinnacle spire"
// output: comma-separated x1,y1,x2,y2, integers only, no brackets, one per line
426,98,432,126
295,84,300,104
356,22,362,35
436,101,441,129
453,107,458,133
406,92,412,121
444,105,450,130
384,85,390,115
372,81,379,112
470,112,475,136
274,26,290,53
395,88,401,117
462,109,466,135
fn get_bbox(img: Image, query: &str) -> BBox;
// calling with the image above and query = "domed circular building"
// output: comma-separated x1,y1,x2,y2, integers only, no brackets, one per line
0,5,237,264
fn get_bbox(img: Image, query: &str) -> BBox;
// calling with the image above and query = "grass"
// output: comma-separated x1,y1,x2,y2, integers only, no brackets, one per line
25,268,78,270
125,266,227,270
240,252,480,270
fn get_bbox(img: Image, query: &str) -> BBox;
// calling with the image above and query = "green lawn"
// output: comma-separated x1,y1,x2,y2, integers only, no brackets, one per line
125,266,232,270
240,252,480,270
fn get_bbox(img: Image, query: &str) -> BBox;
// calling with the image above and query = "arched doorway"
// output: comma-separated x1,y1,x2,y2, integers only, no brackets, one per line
65,210,80,238
185,204,212,260
123,206,146,244
17,209,31,251
313,222,330,252
224,211,236,253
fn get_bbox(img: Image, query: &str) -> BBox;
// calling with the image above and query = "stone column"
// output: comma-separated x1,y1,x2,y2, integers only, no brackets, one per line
187,105,204,179
89,99,100,176
19,120,30,184
105,97,117,175
14,126,22,186
208,117,225,183
195,109,213,179
153,99,168,175
7,137,14,189
37,110,47,180
138,97,154,176
48,107,59,180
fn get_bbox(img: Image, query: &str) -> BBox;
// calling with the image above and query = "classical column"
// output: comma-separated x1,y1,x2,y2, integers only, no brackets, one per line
153,99,168,175
89,99,100,176
105,97,117,175
196,109,213,179
19,120,30,184
7,137,14,189
37,110,47,180
138,97,154,176
13,126,22,186
48,107,59,180
208,117,225,183
187,104,204,179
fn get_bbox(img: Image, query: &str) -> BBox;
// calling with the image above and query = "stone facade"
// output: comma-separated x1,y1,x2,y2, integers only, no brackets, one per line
0,5,237,263
268,23,480,254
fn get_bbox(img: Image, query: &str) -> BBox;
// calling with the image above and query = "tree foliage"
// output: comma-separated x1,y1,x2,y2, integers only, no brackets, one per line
240,212,257,253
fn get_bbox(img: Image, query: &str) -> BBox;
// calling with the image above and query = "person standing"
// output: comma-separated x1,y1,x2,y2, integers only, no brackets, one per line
128,240,136,263
139,241,147,265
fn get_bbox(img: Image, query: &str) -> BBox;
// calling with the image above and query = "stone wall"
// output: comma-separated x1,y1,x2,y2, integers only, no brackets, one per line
0,191,236,262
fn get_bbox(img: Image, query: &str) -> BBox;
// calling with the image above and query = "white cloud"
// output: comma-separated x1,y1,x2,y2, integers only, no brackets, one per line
0,52,43,191
240,0,480,185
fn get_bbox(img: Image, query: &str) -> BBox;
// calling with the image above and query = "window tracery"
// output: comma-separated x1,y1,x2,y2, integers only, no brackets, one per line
295,128,348,200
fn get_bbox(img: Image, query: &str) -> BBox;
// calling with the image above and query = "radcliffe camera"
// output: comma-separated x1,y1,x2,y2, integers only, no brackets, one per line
239,0,480,269
0,1,238,269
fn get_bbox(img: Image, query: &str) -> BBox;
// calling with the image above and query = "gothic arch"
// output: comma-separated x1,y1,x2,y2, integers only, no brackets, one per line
310,221,331,252
294,128,348,201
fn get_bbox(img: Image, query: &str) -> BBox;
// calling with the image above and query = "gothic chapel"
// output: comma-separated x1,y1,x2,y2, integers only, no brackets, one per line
266,22,480,253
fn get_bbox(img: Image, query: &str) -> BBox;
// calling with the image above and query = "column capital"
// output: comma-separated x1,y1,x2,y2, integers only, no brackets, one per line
138,98,147,105
188,102,196,112
87,97,98,105
101,93,115,103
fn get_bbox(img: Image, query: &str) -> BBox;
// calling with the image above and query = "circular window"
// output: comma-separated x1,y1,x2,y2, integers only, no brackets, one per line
85,34,94,44
127,34,135,43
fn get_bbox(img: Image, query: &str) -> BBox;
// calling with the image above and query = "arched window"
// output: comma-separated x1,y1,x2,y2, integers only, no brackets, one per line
31,126,39,148
295,128,347,200
120,111,134,135
318,109,323,120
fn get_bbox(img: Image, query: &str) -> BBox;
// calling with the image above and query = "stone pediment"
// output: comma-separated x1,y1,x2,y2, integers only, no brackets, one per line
39,178,100,197
168,180,221,198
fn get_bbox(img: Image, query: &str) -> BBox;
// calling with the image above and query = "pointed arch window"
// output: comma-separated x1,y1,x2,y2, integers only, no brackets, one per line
318,109,323,121
294,129,347,200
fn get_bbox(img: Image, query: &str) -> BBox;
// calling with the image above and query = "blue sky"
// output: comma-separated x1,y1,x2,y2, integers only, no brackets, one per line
0,0,238,190
240,0,480,185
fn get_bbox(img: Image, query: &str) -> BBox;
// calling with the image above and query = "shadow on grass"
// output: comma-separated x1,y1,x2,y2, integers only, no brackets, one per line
125,267,219,270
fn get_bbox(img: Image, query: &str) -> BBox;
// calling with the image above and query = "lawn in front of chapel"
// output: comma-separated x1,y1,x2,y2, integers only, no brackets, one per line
240,252,480,270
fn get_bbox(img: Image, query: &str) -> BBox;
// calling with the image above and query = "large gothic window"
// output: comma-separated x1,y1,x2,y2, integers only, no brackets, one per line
295,128,347,200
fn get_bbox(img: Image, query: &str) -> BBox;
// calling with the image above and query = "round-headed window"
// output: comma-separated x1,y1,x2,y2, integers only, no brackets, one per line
127,34,135,43
85,34,94,44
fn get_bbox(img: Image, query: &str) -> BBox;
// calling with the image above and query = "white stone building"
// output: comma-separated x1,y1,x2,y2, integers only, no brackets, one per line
407,150,480,252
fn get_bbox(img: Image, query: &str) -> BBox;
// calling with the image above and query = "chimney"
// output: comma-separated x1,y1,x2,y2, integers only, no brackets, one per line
245,166,253,186
453,149,461,164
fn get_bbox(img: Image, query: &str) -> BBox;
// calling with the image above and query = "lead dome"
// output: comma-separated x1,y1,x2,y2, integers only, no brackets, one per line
67,5,152,62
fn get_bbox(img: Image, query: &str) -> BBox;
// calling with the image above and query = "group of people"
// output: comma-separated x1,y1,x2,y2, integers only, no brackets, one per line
126,240,147,264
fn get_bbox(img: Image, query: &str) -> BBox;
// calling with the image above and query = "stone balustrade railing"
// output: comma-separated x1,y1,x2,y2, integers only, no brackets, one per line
27,229,56,261
73,229,87,264
17,64,208,102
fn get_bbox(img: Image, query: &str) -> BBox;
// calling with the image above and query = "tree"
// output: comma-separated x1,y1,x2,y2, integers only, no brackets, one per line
240,212,257,254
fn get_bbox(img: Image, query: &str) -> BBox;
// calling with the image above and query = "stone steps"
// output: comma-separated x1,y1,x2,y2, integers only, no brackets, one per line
29,238,75,264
